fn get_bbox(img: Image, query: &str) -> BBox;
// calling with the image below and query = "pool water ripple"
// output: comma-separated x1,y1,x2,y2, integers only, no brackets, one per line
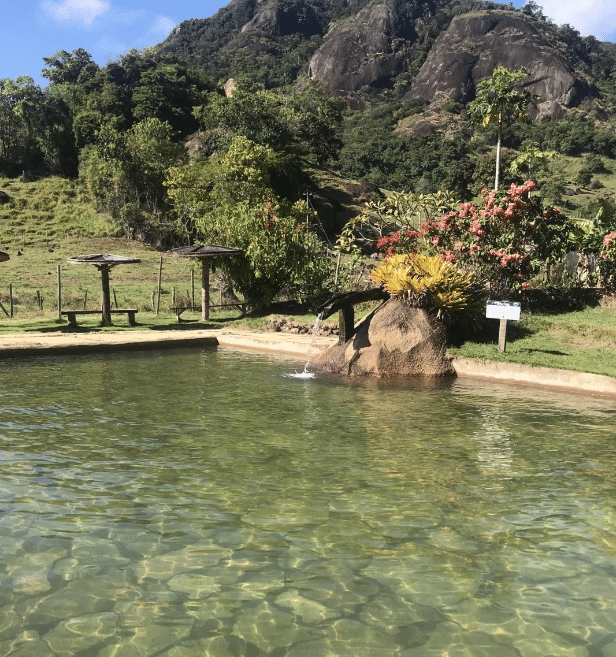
1,348,616,655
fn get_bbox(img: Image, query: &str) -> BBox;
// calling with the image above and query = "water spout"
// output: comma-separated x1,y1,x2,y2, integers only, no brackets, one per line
285,312,323,379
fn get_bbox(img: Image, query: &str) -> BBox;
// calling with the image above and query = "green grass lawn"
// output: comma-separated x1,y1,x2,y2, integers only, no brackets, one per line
449,305,616,377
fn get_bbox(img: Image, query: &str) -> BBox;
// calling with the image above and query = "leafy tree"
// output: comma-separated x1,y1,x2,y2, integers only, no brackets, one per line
165,136,329,306
194,81,292,152
81,118,185,237
37,94,79,175
41,48,99,86
132,62,213,134
508,141,556,184
0,76,44,167
287,82,344,164
468,66,536,190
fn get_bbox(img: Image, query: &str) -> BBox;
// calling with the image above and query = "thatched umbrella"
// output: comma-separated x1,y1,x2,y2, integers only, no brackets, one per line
166,245,244,321
67,254,140,326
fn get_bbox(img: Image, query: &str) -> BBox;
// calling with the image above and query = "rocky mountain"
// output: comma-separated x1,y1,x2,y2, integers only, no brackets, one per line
306,0,436,96
157,0,607,119
404,10,598,119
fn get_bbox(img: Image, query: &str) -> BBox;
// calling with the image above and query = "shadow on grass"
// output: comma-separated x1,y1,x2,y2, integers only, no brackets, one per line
452,320,536,347
517,348,570,356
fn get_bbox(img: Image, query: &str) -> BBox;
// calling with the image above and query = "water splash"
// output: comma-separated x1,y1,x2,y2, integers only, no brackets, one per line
284,313,323,379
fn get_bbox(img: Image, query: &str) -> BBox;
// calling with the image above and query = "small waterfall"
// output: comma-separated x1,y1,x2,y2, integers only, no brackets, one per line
303,312,323,374
285,312,323,379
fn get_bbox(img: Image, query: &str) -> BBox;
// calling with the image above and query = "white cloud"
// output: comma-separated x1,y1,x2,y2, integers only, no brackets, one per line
41,0,110,28
536,0,616,40
150,15,176,41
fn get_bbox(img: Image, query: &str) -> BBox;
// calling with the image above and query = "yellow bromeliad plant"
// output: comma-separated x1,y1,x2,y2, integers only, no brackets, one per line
370,254,486,328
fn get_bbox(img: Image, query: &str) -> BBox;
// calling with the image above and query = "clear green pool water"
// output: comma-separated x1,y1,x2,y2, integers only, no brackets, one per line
1,347,616,656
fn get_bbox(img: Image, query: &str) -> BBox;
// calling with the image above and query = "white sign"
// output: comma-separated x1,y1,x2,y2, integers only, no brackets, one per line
486,301,521,321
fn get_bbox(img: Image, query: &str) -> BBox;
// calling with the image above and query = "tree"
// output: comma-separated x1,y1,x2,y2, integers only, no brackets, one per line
287,82,344,164
468,66,536,191
165,136,329,306
194,81,292,153
508,141,556,184
0,76,44,170
81,118,185,237
41,48,99,86
132,61,214,134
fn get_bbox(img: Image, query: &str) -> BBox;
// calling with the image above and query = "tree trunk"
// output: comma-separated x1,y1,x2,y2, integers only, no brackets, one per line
495,112,502,191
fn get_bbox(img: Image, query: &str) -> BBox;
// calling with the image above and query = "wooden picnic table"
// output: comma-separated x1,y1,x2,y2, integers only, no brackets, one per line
66,254,140,326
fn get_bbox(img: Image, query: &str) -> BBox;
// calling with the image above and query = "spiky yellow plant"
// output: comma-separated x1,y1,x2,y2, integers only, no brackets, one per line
371,253,486,327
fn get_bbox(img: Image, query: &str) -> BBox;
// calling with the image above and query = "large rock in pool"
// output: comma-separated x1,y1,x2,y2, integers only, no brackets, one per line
313,299,455,377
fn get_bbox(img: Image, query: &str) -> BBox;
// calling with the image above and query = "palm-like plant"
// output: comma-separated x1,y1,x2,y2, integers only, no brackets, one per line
468,66,537,191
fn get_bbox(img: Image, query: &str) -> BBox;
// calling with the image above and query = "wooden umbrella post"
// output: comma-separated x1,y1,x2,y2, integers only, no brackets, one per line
99,264,112,326
165,245,244,322
201,257,210,321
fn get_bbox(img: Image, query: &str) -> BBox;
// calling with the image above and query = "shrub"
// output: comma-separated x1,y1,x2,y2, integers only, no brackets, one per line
376,181,573,294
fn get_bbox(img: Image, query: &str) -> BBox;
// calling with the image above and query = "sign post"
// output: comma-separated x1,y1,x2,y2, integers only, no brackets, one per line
486,301,521,352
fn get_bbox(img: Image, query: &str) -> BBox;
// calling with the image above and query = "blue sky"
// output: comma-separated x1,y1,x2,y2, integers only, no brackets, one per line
2,0,616,87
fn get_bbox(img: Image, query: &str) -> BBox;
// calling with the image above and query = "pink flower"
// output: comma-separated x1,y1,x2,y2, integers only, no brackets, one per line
433,236,440,247
603,231,616,247
469,219,484,236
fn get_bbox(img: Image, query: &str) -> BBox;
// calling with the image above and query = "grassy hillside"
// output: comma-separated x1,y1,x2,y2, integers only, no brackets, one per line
0,177,227,322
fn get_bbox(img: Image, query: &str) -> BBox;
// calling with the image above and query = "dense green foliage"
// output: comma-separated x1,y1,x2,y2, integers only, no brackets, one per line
2,0,616,307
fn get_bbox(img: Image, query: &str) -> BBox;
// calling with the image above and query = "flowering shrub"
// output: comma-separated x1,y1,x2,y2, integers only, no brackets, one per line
601,232,616,260
598,231,616,288
209,197,329,307
376,182,573,293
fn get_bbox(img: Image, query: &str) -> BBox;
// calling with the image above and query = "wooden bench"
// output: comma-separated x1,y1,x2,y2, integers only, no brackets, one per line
170,306,202,321
171,303,247,322
61,308,138,327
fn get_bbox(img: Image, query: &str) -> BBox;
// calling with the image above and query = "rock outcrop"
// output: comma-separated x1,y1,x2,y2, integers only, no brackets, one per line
406,10,598,119
308,0,435,96
313,299,455,377
238,0,322,38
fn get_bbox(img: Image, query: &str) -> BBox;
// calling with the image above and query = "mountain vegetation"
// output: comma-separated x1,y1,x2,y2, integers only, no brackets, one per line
2,0,616,305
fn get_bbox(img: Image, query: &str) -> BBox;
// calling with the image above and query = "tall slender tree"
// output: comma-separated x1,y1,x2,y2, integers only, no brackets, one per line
468,66,536,191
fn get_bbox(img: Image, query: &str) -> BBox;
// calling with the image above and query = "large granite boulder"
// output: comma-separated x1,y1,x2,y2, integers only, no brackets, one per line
405,10,598,119
313,299,455,377
238,0,321,38
307,0,435,96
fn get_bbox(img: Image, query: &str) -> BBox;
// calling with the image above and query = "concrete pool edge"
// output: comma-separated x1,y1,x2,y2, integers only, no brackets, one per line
450,356,616,398
0,329,615,397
